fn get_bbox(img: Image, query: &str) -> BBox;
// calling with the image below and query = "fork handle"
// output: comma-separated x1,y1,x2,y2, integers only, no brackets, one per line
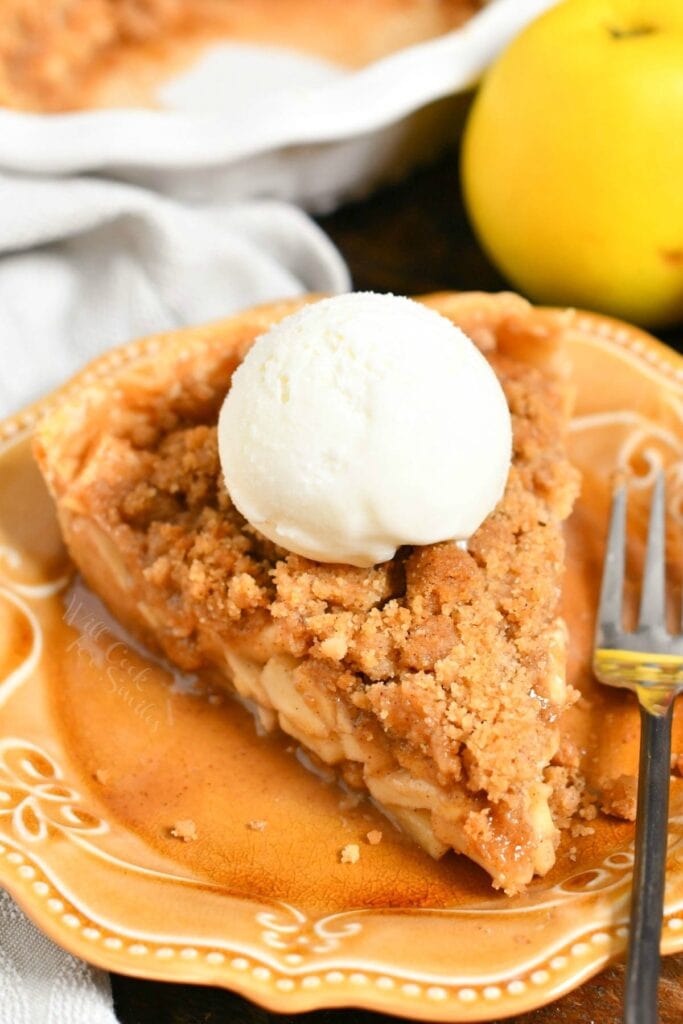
624,700,674,1024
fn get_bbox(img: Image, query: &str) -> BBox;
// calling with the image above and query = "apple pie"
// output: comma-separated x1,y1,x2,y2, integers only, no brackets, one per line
35,291,582,894
0,0,483,111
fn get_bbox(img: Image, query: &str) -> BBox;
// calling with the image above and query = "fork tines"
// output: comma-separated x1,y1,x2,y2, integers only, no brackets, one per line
596,471,681,657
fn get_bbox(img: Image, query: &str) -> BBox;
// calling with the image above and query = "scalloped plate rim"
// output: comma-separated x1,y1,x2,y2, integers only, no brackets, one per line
1,303,683,1023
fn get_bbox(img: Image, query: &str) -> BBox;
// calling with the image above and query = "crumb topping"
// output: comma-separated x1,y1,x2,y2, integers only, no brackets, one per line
75,348,579,822
340,843,360,864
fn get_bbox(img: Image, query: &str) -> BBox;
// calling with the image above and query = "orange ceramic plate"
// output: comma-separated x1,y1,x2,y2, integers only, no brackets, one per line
1,309,683,1022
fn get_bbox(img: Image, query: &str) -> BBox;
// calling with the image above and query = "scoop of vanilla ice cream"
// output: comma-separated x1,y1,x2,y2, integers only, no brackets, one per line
218,293,512,567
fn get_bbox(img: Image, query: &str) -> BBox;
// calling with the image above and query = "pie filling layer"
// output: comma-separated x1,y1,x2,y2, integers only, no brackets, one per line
36,293,588,894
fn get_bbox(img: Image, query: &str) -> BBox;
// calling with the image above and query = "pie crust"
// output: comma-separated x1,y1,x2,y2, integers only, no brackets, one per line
35,291,582,894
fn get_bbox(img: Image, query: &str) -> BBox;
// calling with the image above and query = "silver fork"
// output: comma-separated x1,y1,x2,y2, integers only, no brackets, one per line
593,470,683,1024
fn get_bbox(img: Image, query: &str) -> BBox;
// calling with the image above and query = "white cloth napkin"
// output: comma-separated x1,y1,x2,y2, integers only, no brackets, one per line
0,890,116,1023
0,172,349,416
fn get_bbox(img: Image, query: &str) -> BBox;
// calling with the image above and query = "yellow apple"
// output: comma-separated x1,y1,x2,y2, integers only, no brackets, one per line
461,0,683,328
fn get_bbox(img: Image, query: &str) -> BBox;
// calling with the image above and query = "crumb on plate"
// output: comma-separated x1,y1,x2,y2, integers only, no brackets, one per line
170,819,198,842
599,774,637,822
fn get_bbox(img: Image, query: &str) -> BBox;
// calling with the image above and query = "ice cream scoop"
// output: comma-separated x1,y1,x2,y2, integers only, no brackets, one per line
218,292,512,567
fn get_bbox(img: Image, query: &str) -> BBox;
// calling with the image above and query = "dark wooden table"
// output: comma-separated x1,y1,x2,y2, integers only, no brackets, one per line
112,150,683,1024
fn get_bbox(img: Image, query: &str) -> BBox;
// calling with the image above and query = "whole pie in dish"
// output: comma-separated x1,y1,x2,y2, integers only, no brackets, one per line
35,291,583,895
0,0,483,111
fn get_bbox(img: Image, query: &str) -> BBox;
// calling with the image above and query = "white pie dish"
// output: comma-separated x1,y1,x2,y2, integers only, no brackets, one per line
0,0,557,212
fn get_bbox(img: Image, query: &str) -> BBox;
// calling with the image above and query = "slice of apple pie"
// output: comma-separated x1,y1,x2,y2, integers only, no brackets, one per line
35,291,581,894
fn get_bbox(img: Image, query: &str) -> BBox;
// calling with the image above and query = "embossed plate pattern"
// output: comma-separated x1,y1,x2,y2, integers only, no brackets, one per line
1,308,683,1021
